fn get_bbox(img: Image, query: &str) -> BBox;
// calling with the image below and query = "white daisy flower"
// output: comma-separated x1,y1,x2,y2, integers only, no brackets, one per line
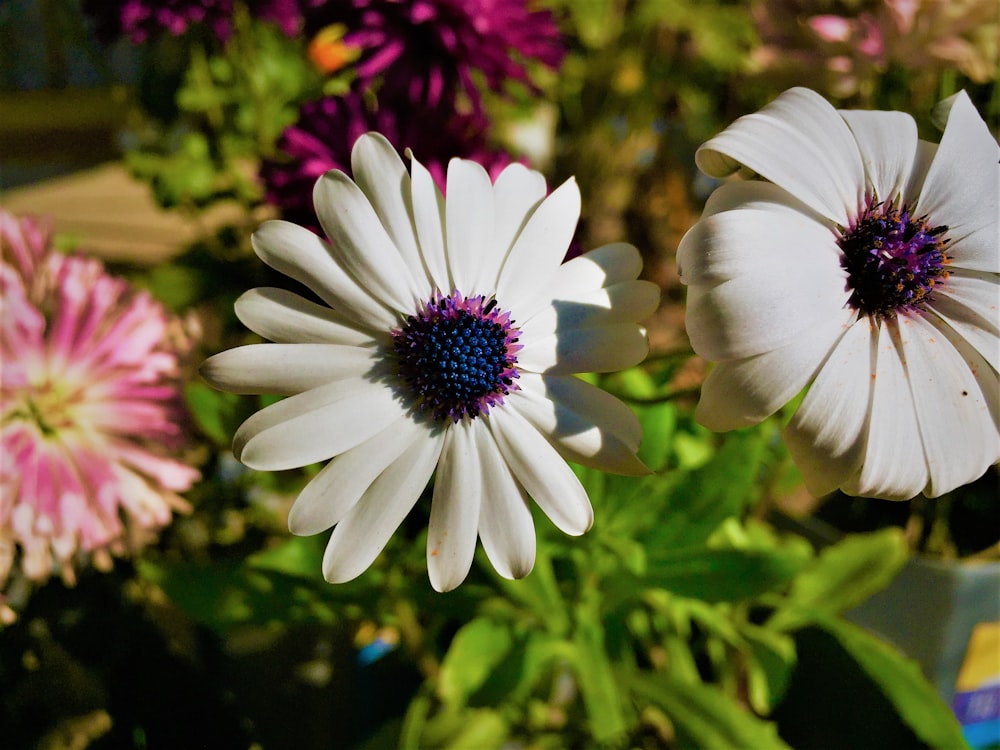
202,133,658,591
678,87,999,500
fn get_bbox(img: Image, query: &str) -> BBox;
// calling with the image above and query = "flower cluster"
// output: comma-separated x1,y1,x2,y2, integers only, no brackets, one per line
750,0,998,100
679,88,999,500
204,133,658,591
0,212,199,597
262,0,564,223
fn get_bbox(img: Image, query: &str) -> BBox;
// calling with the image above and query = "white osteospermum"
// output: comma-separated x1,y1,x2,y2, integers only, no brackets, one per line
679,87,999,500
202,133,658,591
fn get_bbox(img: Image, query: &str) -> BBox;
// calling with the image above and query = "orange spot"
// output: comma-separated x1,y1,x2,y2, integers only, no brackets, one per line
308,24,360,74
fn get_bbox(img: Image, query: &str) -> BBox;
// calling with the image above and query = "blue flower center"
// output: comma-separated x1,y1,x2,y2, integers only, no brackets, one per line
839,199,950,319
392,292,521,423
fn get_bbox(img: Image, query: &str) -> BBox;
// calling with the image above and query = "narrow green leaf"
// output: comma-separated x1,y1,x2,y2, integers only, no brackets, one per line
631,672,793,750
184,382,248,447
442,709,508,750
820,616,969,750
572,599,629,744
771,528,909,631
248,535,325,579
437,619,513,707
740,624,797,713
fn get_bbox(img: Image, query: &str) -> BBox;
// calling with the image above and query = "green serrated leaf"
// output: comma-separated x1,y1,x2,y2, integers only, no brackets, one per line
820,617,969,750
437,619,514,707
631,672,793,750
771,528,909,631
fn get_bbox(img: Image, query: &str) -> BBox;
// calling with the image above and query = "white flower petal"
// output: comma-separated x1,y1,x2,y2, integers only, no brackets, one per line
509,373,647,475
491,162,548,272
843,321,928,499
696,180,827,224
838,109,918,202
314,169,424,312
235,288,379,346
917,91,1000,273
695,87,864,225
489,405,593,536
495,178,581,311
519,280,660,340
445,158,495,294
784,319,874,497
547,243,643,299
288,415,427,536
927,270,1000,372
477,432,536,580
681,209,850,360
517,323,649,375
896,314,999,497
322,431,444,583
696,308,856,431
351,133,431,292
233,378,403,471
200,343,378,395
427,420,483,592
408,151,451,292
252,220,397,331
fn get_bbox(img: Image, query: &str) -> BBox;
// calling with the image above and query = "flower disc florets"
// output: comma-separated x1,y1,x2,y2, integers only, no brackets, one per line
839,198,951,319
392,291,521,422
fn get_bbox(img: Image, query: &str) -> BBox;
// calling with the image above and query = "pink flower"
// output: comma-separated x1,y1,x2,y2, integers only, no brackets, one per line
0,212,199,595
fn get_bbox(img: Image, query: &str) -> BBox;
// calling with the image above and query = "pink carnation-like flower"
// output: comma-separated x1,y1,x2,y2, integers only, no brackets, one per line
0,212,199,595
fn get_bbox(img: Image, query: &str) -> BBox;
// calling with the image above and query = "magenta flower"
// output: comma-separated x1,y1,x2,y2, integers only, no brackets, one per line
0,212,199,594
259,92,515,229
83,0,304,44
303,0,565,116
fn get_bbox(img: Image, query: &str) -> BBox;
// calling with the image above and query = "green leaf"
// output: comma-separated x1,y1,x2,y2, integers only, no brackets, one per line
572,598,629,744
184,382,249,447
740,624,797,713
437,619,514,707
770,528,909,631
644,545,810,603
441,709,509,750
649,428,768,549
631,672,792,750
248,535,325,579
820,617,969,750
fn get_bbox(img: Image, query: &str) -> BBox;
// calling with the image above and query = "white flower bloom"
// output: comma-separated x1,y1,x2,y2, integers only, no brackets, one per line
679,87,999,501
203,133,658,591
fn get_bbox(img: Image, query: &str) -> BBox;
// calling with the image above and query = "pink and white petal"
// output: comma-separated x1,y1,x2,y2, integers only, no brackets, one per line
896,314,999,497
488,405,593,536
517,323,648,375
200,343,378,395
783,319,875,498
547,243,643,300
314,170,425,312
445,158,495,294
233,378,404,471
235,288,380,346
842,322,928,499
926,270,1000,372
495,178,582,312
252,221,397,331
917,91,1000,273
509,373,647,475
408,151,451,292
321,431,444,583
838,109,917,202
477,434,536,580
351,133,430,291
519,280,660,339
490,162,548,276
695,88,865,225
427,420,484,592
696,308,856,431
288,414,427,536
